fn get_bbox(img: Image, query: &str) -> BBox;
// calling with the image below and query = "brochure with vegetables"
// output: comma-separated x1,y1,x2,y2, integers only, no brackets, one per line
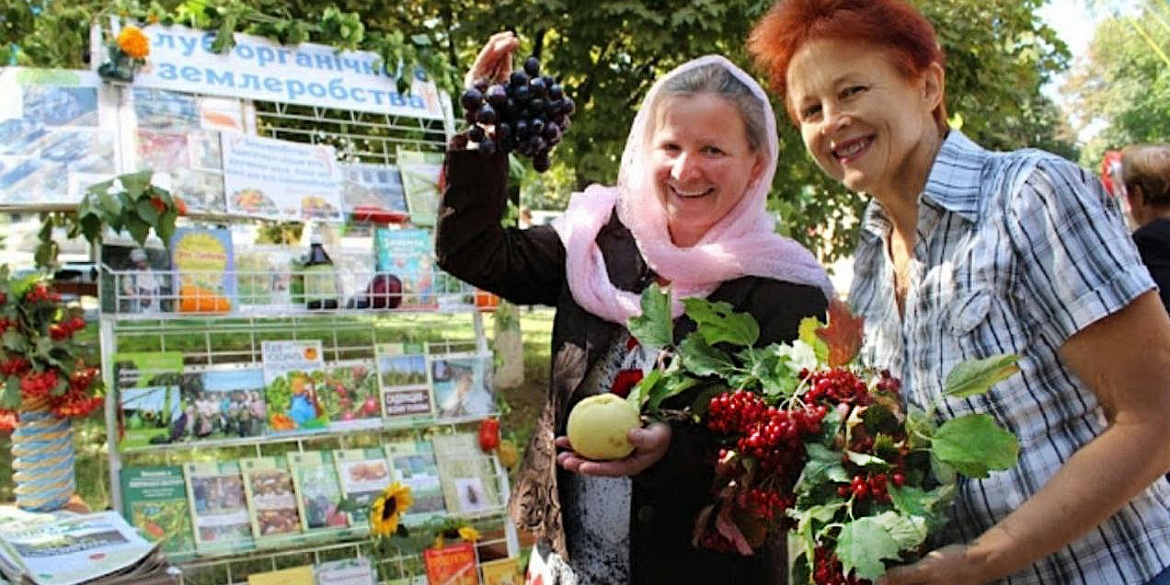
383,439,446,526
332,448,393,526
287,451,351,535
261,340,328,433
240,456,303,544
119,466,194,556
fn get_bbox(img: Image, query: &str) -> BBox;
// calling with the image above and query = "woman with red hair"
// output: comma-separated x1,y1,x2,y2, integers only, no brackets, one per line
750,1,1170,584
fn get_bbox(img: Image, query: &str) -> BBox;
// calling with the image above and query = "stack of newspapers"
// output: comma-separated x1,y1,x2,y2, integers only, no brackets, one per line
0,509,179,585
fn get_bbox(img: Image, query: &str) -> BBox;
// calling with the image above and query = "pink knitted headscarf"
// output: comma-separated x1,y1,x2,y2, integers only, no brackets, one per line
554,55,833,325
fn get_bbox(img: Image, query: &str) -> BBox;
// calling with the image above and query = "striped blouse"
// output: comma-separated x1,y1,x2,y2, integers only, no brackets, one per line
849,130,1170,585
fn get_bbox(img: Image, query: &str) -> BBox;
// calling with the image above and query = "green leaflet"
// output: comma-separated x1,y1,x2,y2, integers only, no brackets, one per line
835,516,902,581
627,283,672,350
682,297,759,347
931,414,1019,478
944,354,1020,398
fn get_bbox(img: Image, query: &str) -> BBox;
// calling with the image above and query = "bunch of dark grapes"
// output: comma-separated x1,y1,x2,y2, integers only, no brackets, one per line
459,55,575,172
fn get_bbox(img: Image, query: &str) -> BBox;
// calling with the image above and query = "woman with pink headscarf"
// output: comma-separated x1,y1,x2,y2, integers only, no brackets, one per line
436,32,832,585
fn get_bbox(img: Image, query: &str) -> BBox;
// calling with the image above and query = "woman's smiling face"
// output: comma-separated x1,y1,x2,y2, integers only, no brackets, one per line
786,37,943,200
649,93,765,247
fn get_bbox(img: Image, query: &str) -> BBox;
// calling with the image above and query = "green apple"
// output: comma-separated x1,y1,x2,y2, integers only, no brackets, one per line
566,394,642,460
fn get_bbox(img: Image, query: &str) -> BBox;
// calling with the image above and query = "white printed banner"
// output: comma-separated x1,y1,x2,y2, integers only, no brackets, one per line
221,132,344,222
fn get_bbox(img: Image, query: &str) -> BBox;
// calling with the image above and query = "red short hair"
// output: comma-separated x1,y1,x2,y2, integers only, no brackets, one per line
749,0,948,130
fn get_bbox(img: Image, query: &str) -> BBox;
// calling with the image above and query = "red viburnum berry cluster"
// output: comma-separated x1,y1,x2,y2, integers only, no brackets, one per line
814,546,872,585
0,279,102,432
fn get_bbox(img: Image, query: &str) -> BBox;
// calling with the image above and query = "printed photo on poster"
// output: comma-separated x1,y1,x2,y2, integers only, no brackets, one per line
429,353,495,420
222,132,343,222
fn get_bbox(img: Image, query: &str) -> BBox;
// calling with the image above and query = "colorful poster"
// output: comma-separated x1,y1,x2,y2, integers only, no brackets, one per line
260,340,328,432
0,68,116,206
126,87,250,215
221,132,343,222
133,24,445,119
170,227,236,313
319,360,381,431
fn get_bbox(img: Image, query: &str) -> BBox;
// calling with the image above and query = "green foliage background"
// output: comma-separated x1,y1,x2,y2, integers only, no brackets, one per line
1,0,1077,261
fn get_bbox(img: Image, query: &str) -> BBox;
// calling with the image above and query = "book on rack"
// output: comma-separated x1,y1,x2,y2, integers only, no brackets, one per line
0,510,174,585
246,565,313,585
235,245,301,310
431,433,502,517
479,558,522,585
111,351,185,451
261,340,328,433
427,352,497,421
240,456,303,544
383,439,446,526
313,557,378,585
320,360,381,432
332,448,393,528
376,343,433,423
170,226,236,314
373,228,436,309
396,148,443,227
287,451,350,534
180,364,267,442
119,466,194,556
422,542,478,585
183,461,253,554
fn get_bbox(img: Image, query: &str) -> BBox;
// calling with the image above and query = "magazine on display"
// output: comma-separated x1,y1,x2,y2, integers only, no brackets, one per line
183,461,253,554
287,451,351,535
118,466,194,556
180,365,268,442
431,433,502,517
0,511,167,585
331,448,393,527
111,351,185,451
375,344,433,424
170,227,237,314
479,557,522,585
396,148,443,227
373,229,437,309
235,245,301,310
245,565,313,585
261,340,328,433
240,456,304,543
427,352,496,421
383,439,446,526
422,542,478,585
319,360,381,432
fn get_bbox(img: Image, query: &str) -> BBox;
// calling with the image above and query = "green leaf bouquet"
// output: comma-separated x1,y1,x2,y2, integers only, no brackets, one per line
625,285,1022,584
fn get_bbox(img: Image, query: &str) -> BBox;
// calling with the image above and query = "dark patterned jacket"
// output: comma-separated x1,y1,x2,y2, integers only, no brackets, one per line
436,147,826,585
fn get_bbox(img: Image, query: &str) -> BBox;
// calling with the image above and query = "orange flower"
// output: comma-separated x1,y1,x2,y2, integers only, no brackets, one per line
116,26,150,60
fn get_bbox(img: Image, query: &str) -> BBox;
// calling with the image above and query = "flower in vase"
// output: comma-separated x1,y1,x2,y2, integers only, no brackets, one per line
116,26,150,60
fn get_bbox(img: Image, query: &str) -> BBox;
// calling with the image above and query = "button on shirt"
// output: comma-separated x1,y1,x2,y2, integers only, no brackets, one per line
849,131,1170,585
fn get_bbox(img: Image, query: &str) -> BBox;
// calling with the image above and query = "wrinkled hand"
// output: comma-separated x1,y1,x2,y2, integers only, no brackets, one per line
555,422,671,477
465,31,519,89
876,545,987,585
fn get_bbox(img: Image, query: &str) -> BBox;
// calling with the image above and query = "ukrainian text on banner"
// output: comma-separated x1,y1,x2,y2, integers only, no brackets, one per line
221,132,344,222
133,24,444,119
0,68,117,206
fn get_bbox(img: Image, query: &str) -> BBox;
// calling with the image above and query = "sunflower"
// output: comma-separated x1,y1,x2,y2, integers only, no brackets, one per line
458,526,481,542
116,26,150,60
369,482,413,537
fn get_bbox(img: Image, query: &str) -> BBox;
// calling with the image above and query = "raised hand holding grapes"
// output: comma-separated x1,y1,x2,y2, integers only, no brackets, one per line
459,33,575,172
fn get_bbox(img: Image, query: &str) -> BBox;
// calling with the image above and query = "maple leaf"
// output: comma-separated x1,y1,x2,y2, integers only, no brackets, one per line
816,298,865,367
